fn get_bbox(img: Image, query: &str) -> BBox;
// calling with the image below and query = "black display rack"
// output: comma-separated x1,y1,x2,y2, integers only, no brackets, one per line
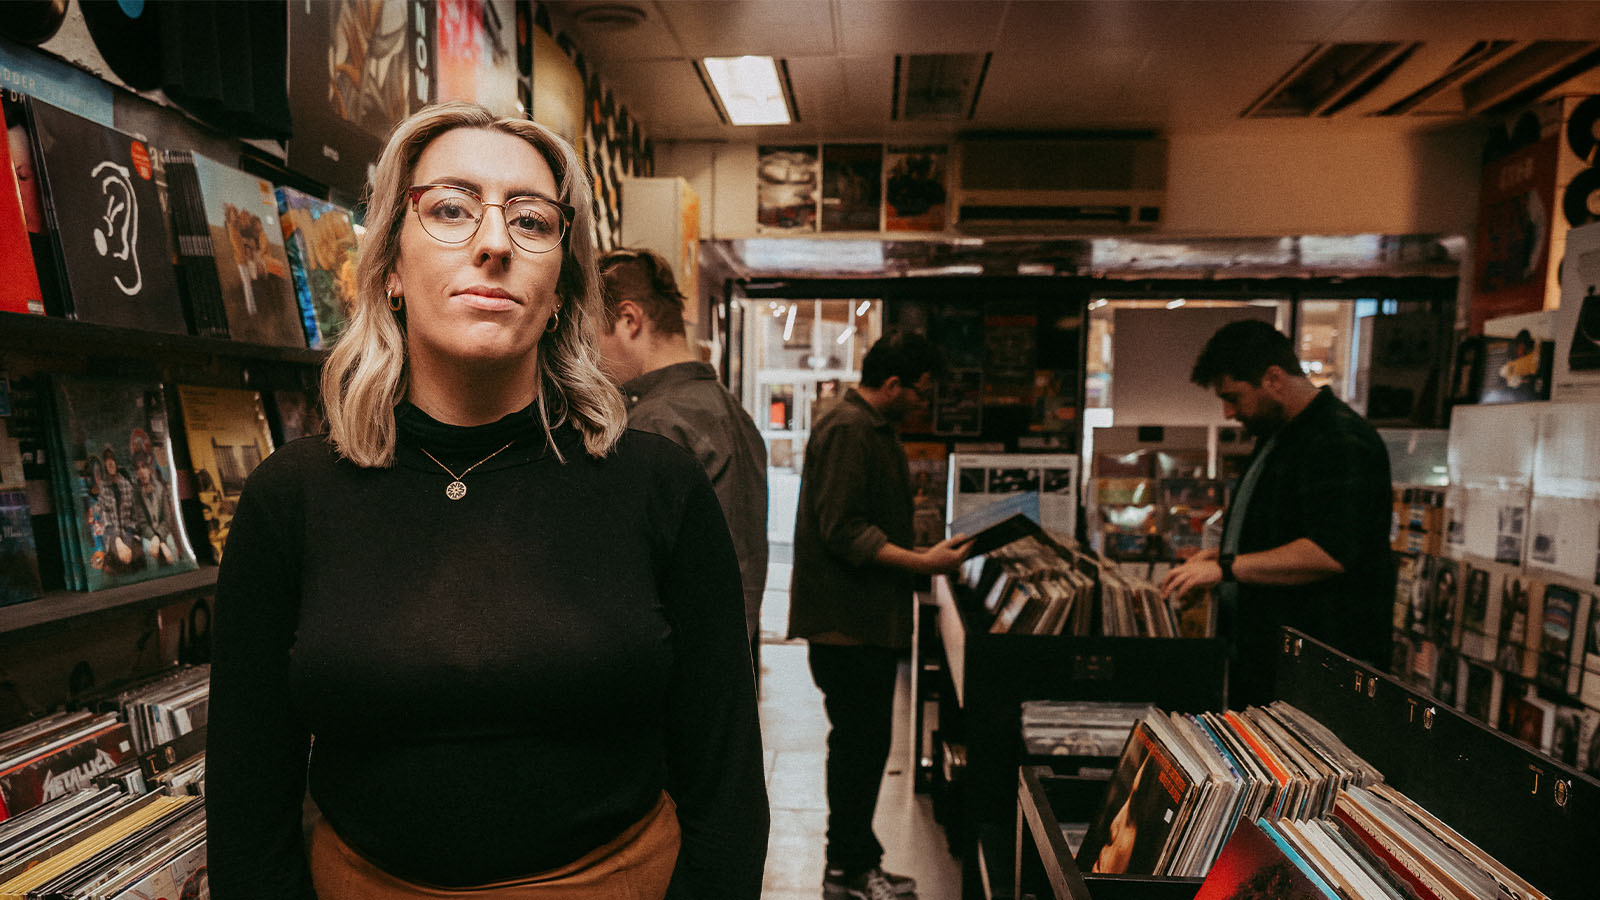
1014,627,1600,900
920,575,1227,900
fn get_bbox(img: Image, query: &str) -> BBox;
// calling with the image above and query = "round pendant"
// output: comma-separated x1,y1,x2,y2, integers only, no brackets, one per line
445,480,467,500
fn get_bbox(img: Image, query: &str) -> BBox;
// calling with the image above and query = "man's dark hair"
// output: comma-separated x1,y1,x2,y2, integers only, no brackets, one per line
860,330,945,389
598,248,687,336
1190,320,1303,387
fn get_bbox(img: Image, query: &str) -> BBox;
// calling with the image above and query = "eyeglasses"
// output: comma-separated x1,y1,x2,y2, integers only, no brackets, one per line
407,184,574,254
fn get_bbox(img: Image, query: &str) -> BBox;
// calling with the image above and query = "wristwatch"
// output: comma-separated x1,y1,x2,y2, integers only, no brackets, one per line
1217,552,1237,583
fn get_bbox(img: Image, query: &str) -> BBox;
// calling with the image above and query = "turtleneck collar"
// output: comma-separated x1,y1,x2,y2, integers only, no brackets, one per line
395,398,556,454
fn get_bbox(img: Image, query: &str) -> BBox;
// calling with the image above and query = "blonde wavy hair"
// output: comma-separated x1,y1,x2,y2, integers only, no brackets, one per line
321,102,625,466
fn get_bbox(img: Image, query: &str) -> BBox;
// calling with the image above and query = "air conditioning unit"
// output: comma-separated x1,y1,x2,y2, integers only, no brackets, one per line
954,135,1167,232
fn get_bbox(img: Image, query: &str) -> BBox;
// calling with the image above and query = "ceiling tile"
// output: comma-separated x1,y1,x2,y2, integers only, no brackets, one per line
599,59,726,132
1330,1,1600,42
655,0,839,58
545,0,685,65
835,1,1007,55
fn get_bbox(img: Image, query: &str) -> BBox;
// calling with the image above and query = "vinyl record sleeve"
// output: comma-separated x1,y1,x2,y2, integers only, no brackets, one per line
46,375,199,592
1077,719,1196,875
1192,818,1331,900
23,98,187,333
0,97,45,315
275,186,357,349
177,385,274,564
190,154,304,347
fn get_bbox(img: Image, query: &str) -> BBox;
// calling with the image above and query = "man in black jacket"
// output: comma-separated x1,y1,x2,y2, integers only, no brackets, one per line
788,331,971,900
1162,320,1394,706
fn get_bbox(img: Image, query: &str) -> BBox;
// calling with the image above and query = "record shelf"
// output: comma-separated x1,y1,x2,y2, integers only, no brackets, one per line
1012,627,1600,900
0,567,219,640
919,575,1227,900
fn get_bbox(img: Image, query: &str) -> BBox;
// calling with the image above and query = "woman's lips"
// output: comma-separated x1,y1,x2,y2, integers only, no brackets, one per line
454,290,520,312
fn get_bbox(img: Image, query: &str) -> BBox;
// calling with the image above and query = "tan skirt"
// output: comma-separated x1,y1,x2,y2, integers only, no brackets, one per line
309,793,681,899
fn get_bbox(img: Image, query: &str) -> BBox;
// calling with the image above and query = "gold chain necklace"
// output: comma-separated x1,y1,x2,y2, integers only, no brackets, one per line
419,440,516,500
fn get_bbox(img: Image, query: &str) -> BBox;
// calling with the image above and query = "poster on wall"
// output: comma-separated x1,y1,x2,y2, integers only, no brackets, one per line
983,304,1037,406
287,0,434,199
933,369,983,436
884,144,947,232
821,143,882,231
1553,220,1600,401
1470,134,1559,333
757,145,818,233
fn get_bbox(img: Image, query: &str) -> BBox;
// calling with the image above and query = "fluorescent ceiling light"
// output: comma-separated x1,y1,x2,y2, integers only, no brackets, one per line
855,301,871,317
1166,299,1186,309
783,304,798,341
703,56,791,125
836,325,857,344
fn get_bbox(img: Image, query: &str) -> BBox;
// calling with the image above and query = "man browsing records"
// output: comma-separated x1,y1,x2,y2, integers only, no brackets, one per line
788,331,972,900
1161,320,1394,706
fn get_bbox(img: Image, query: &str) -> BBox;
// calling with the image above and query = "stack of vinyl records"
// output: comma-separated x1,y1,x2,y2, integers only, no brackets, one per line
0,788,206,899
1192,784,1551,900
1076,702,1384,878
1021,700,1156,759
959,535,1201,637
0,714,133,822
163,150,232,339
99,666,210,756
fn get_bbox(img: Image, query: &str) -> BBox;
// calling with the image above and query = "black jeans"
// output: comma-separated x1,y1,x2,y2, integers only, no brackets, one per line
807,642,900,874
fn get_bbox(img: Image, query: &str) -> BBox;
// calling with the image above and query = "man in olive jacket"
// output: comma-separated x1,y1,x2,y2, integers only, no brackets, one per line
788,331,971,900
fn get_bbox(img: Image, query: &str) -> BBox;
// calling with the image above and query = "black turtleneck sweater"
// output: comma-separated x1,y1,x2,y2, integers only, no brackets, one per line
205,404,768,898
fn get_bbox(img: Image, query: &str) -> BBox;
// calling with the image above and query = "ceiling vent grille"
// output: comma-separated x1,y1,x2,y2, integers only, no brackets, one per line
1245,40,1600,120
892,53,991,121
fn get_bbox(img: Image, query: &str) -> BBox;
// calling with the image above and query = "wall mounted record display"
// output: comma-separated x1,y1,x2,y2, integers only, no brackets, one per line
190,154,305,348
78,0,164,91
287,0,435,198
21,97,187,334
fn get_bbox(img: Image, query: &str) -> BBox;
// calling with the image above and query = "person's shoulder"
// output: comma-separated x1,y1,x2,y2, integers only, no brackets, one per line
611,426,701,474
247,436,339,490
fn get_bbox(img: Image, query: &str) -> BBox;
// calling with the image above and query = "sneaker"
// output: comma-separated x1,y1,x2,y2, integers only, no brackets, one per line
823,867,917,899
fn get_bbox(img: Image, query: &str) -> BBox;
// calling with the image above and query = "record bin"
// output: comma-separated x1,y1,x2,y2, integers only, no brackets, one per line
920,572,1226,900
1012,626,1600,900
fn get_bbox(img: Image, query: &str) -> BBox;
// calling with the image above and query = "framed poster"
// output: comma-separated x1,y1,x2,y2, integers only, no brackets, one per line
933,369,983,436
884,144,946,231
757,145,818,233
821,143,882,231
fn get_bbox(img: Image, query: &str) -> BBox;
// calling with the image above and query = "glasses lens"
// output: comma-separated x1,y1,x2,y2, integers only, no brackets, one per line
503,198,567,253
416,187,482,244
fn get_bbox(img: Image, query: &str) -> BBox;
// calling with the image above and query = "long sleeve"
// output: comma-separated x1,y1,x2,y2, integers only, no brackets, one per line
206,460,315,899
657,465,770,899
805,423,891,566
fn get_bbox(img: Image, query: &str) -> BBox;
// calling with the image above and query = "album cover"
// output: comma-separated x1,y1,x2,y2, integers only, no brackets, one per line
163,151,230,339
0,719,133,820
1552,220,1600,401
287,0,435,198
46,375,199,591
1426,557,1460,644
1192,818,1331,900
884,145,947,231
191,154,304,347
175,386,275,564
0,97,45,316
1077,720,1193,875
20,97,187,333
1477,333,1553,404
0,490,42,606
275,186,358,349
821,143,883,231
436,0,519,117
757,145,818,233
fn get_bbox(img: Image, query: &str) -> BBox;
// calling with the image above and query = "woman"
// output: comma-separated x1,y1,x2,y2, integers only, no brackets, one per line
206,102,768,899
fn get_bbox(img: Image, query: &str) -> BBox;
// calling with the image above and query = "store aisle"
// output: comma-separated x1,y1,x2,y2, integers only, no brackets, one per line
758,552,960,900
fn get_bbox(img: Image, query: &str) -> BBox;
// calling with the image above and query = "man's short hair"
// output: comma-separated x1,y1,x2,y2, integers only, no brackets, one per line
1190,320,1303,387
860,330,946,389
598,248,687,336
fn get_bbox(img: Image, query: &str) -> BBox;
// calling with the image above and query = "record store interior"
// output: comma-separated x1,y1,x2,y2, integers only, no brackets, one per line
5,1,1600,899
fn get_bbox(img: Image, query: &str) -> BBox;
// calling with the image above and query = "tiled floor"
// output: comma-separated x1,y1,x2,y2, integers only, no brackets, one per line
758,554,961,900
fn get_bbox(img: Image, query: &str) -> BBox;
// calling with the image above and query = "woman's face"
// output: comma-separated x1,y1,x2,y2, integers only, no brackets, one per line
8,122,45,232
387,127,564,379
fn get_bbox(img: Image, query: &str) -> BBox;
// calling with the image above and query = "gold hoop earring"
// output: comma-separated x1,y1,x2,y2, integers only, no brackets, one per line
388,290,404,312
546,308,560,333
